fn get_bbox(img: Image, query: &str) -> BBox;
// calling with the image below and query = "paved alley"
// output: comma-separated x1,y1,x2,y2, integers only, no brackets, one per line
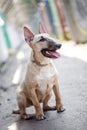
0,41,87,130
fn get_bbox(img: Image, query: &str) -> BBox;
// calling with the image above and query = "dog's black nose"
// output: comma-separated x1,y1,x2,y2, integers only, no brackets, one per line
55,43,62,49
48,42,62,50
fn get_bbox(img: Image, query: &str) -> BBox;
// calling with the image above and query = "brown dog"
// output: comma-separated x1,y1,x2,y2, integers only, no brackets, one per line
13,24,65,120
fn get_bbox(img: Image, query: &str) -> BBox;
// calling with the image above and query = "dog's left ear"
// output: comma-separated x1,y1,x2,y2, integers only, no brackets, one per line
39,23,47,33
24,26,34,43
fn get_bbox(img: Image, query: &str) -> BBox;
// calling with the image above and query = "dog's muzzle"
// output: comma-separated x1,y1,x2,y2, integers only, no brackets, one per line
41,42,62,59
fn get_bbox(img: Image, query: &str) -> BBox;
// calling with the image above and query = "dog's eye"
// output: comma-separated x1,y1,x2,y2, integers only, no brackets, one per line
39,37,46,42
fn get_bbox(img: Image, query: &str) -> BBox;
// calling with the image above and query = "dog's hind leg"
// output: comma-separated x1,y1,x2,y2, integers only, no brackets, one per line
12,109,20,114
43,93,56,111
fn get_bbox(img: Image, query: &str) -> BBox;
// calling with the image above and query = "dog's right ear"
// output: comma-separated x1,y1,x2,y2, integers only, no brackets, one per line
24,27,34,43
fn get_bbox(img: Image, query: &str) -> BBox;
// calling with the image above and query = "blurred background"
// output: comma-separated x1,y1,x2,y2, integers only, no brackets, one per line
0,1,87,129
0,0,87,64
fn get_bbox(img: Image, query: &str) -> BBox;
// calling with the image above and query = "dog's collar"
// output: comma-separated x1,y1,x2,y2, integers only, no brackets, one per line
32,60,48,67
32,51,48,67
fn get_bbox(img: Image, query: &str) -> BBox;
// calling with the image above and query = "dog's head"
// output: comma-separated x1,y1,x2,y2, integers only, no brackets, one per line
24,24,62,59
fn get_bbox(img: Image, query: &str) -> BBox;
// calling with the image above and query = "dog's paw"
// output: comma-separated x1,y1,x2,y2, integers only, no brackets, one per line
57,107,65,113
36,113,46,120
43,105,56,111
21,114,33,120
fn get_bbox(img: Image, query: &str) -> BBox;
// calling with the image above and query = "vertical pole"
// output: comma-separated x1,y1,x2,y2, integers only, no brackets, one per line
2,25,12,49
54,0,67,39
0,13,12,49
45,0,57,35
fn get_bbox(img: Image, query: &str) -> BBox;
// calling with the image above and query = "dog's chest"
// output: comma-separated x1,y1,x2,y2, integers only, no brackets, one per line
36,66,56,95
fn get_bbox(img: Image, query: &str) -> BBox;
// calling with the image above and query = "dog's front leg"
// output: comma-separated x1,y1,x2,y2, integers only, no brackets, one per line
29,89,46,120
53,78,65,113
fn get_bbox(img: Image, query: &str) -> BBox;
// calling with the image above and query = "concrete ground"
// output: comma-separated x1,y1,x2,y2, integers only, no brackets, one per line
0,41,87,130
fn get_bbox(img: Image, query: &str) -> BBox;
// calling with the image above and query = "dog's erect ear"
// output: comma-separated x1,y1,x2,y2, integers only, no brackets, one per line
24,27,34,42
39,23,47,33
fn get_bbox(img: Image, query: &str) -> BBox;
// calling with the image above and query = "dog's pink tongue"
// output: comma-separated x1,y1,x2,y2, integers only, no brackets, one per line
46,51,61,58
50,51,60,58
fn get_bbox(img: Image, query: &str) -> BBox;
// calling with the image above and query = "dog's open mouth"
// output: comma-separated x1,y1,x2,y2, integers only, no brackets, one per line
41,49,61,59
